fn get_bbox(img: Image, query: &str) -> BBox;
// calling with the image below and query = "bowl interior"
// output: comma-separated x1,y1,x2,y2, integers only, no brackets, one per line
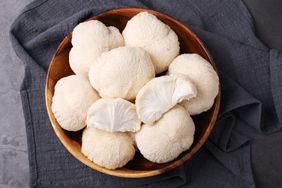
45,8,220,178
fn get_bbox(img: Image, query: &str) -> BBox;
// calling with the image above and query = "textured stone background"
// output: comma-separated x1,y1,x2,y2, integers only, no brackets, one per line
0,1,32,187
0,0,282,188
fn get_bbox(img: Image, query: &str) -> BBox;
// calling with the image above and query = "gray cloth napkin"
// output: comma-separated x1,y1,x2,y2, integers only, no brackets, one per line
10,0,282,187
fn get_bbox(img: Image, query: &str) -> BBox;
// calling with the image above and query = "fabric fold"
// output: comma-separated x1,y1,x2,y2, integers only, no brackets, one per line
190,27,282,133
269,49,282,129
210,113,251,152
205,141,255,187
189,0,266,50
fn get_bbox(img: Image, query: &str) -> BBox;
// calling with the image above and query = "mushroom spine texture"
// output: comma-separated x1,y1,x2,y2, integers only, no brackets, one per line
135,105,195,163
89,46,155,100
87,98,141,132
51,75,100,131
81,127,135,169
123,12,180,74
136,74,197,125
168,53,219,115
69,20,124,75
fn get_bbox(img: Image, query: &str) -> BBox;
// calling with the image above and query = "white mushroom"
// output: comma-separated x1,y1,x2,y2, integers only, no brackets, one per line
51,75,100,131
135,105,195,163
135,74,197,125
87,98,141,132
122,12,180,74
69,46,100,76
69,20,124,75
89,47,155,100
168,54,219,115
82,127,135,169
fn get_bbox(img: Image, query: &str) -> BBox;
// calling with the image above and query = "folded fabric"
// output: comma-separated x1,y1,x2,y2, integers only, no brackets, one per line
193,28,281,133
10,0,282,187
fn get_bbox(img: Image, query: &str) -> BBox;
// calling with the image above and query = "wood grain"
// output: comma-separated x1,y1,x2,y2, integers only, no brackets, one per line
45,8,221,178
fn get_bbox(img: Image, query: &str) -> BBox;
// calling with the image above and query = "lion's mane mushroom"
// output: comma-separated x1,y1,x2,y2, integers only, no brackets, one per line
168,53,219,115
51,75,100,131
89,47,155,100
87,98,141,132
70,20,124,75
136,74,197,124
123,12,180,74
82,127,135,169
135,105,195,163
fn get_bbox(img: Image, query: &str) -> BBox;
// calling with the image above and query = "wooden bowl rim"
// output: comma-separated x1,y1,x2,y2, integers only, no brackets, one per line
45,7,221,178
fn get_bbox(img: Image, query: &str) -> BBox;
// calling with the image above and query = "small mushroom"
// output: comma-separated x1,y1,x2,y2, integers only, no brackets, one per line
168,53,219,115
87,98,141,132
135,74,197,124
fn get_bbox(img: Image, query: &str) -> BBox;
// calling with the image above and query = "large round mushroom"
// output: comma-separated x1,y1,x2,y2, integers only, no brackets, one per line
89,47,155,100
70,20,124,75
51,75,100,131
135,105,195,163
81,127,135,169
123,12,180,74
168,53,219,115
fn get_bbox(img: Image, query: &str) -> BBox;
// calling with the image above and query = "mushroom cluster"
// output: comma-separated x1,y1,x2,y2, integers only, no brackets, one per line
51,12,219,169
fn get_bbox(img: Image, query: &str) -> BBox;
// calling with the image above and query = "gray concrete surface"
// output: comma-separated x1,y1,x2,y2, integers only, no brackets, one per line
0,0,32,187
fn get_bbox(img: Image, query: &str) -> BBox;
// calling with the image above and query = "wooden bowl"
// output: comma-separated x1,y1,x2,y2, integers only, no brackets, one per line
45,8,220,178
